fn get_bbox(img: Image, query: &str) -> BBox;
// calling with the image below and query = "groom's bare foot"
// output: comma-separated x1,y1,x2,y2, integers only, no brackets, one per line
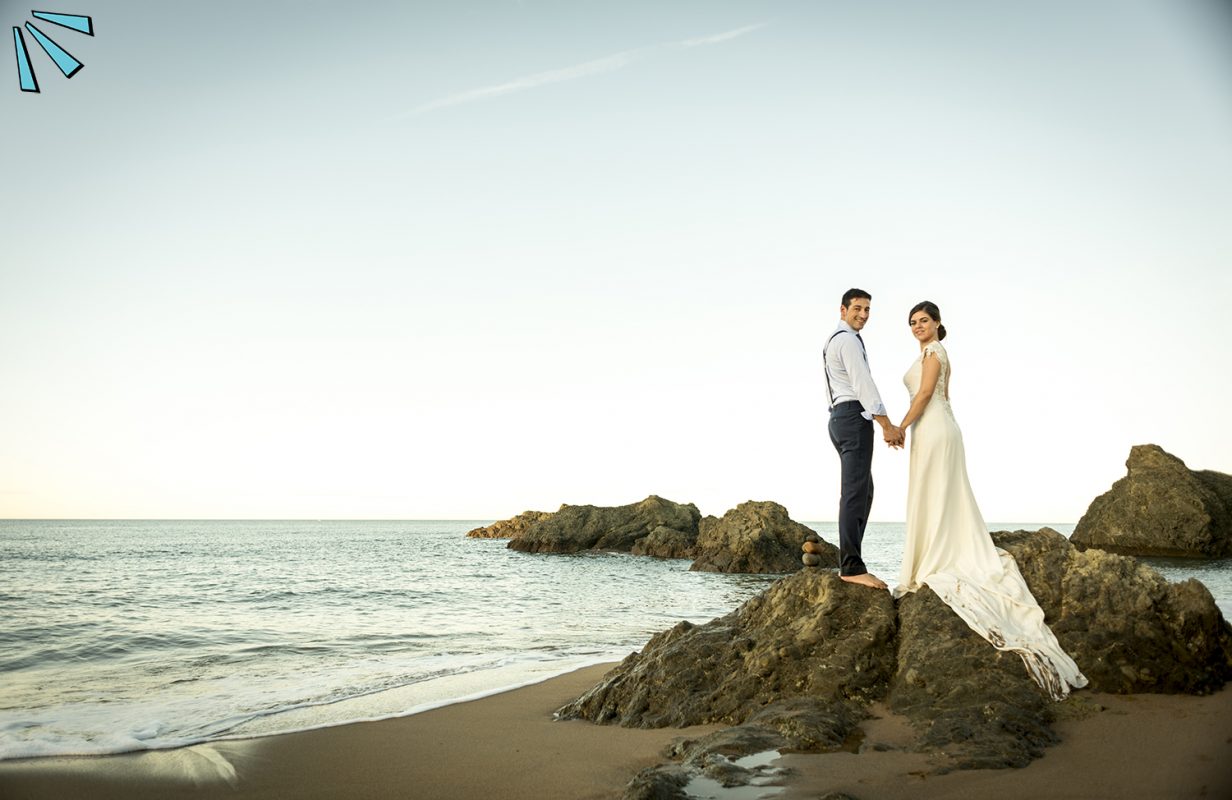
841,572,888,590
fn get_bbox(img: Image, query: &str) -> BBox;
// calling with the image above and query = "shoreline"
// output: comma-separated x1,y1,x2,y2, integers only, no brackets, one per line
0,663,713,800
2,664,1231,800
0,653,632,763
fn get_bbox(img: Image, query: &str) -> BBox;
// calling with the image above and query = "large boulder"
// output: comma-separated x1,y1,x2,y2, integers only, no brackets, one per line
556,569,898,727
689,501,839,574
562,528,1232,782
993,528,1232,694
1071,445,1232,558
890,529,1232,772
465,510,553,539
507,495,701,555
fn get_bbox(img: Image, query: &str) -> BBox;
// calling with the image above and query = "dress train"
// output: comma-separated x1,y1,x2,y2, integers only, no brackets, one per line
894,340,1087,700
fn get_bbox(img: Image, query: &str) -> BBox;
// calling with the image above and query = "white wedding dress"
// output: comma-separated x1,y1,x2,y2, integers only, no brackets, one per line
894,341,1087,700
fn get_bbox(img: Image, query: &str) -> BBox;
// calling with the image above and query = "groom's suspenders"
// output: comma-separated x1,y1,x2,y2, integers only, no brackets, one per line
822,330,846,411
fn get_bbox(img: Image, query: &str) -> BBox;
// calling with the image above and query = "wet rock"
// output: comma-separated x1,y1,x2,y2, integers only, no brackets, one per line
690,501,839,574
620,764,691,800
696,753,761,788
743,698,866,752
993,528,1232,694
556,570,897,727
1071,445,1232,558
623,752,791,799
506,495,701,555
668,725,789,763
464,510,553,539
661,697,862,772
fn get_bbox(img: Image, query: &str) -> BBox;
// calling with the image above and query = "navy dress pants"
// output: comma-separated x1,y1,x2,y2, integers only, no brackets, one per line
828,401,874,576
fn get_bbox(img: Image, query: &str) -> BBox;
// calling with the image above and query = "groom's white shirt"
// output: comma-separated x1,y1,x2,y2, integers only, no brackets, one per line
825,320,886,421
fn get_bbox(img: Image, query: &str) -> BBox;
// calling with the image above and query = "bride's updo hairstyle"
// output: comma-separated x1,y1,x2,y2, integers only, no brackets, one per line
909,300,947,341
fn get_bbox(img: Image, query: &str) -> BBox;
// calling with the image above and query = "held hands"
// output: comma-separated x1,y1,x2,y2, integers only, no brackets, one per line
873,416,905,450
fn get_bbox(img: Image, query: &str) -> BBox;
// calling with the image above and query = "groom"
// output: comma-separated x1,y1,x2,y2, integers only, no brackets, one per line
823,288,903,590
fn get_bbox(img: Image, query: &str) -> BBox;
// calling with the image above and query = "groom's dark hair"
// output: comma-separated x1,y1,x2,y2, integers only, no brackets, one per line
841,288,871,308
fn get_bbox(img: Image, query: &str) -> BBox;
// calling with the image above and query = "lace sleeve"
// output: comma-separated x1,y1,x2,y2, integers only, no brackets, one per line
922,341,949,400
922,341,946,365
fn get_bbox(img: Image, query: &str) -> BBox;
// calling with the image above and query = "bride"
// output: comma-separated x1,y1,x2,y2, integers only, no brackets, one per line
893,300,1087,700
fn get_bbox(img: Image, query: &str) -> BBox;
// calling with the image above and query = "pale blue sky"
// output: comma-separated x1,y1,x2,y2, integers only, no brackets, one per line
3,1,1230,521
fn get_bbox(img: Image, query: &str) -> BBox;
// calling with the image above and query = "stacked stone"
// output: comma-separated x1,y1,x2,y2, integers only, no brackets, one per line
801,534,825,567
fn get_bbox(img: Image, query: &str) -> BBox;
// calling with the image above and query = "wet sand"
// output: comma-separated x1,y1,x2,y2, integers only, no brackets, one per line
778,689,1232,800
2,664,1230,800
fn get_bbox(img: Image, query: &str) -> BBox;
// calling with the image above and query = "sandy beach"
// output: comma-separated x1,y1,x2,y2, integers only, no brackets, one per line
2,663,1230,800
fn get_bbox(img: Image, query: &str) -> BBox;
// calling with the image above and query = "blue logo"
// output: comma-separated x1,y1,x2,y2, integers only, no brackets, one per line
12,11,94,93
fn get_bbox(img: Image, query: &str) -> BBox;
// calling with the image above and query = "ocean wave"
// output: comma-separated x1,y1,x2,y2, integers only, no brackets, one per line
0,652,620,761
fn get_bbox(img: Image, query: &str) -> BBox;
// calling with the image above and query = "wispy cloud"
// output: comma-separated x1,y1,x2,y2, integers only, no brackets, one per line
410,50,639,114
404,21,772,116
680,21,771,48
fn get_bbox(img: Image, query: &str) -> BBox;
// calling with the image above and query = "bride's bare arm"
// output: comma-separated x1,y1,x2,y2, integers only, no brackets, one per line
899,352,942,430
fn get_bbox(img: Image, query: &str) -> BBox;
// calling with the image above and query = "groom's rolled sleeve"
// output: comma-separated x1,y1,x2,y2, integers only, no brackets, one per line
837,337,886,419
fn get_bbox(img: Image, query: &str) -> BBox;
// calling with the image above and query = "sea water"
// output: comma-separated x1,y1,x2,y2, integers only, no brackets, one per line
0,519,1228,761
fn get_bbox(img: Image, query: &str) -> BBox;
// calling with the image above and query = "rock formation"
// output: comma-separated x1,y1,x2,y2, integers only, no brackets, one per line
691,501,839,574
474,496,838,574
506,495,702,555
465,510,553,539
889,582,1059,770
559,569,897,728
559,527,1232,789
1072,445,1232,558
627,524,698,559
996,528,1232,693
